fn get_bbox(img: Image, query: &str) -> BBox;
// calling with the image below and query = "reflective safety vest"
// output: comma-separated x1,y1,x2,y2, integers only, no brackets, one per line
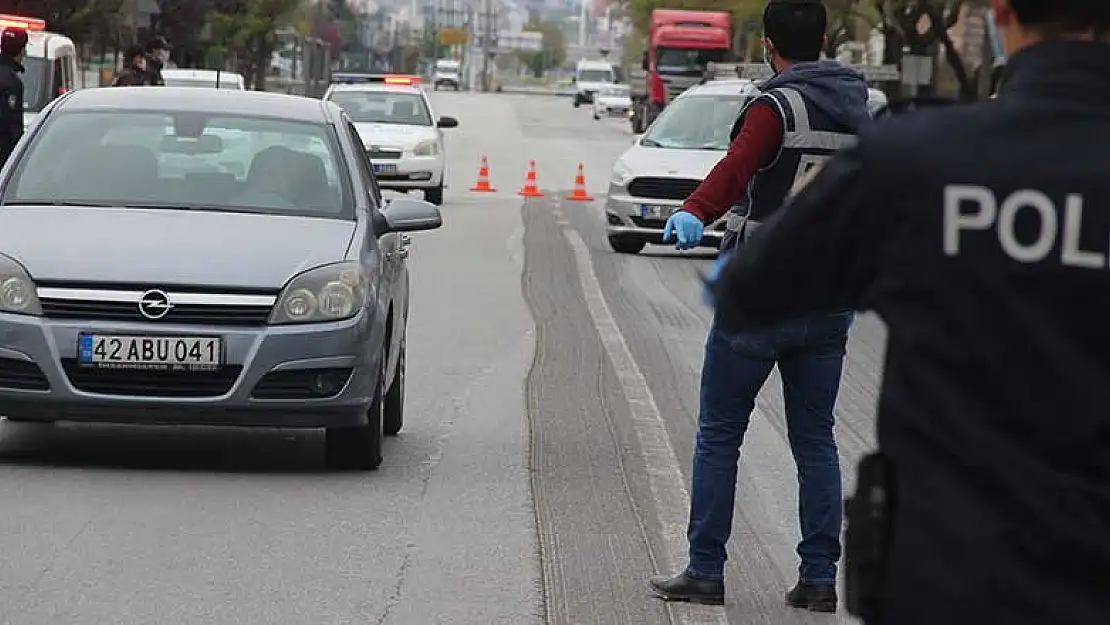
721,86,860,251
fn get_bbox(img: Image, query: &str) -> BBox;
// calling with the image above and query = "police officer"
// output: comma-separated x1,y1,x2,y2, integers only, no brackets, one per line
0,26,27,164
706,1,1110,623
144,36,170,86
112,45,148,87
648,0,870,612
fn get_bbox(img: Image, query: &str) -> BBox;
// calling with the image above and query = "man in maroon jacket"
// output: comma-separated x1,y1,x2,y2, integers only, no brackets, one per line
649,0,870,611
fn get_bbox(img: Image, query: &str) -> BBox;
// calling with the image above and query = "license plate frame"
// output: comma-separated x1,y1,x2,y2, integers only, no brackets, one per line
373,163,398,175
77,333,225,371
640,204,676,220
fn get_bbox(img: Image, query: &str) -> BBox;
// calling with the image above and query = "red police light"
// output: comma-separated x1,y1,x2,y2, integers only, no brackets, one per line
384,75,420,85
0,14,47,31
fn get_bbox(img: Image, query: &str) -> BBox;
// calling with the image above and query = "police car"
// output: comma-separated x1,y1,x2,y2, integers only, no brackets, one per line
0,14,78,129
322,74,458,206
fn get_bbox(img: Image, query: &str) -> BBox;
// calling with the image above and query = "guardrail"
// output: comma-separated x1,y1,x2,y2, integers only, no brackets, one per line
497,84,577,97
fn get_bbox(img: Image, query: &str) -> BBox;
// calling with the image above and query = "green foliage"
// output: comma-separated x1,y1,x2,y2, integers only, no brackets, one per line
517,17,567,78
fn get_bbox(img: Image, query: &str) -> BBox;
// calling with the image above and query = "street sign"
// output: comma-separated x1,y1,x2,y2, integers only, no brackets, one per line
439,28,468,46
496,30,542,53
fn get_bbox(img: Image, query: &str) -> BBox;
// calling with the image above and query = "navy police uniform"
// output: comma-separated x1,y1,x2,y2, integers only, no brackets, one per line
711,40,1110,625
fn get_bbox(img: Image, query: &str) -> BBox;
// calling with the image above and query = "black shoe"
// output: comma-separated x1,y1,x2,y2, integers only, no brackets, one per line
648,572,725,605
785,581,837,613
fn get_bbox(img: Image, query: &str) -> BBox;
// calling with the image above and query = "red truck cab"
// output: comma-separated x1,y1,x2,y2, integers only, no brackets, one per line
631,9,732,134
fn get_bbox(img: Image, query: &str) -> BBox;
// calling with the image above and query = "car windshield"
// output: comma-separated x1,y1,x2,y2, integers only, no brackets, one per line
641,94,750,150
1,111,353,220
327,91,432,126
578,69,612,83
21,56,49,112
164,76,243,90
655,47,728,75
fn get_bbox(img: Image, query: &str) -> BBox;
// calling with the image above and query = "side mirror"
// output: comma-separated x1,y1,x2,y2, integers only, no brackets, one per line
373,197,443,234
437,116,459,128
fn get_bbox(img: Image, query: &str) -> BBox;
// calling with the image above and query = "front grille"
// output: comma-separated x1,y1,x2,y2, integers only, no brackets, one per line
627,177,702,201
40,300,273,326
0,358,50,391
252,368,353,400
630,216,668,228
62,360,242,397
368,149,402,160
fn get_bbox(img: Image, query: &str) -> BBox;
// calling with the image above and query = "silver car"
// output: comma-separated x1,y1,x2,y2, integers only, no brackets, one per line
0,87,442,470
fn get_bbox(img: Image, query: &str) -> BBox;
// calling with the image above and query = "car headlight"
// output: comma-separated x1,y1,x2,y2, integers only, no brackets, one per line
413,139,439,156
269,262,369,325
610,164,633,193
0,253,42,316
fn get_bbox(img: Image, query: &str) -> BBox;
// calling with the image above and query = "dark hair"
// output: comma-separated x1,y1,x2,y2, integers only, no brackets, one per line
1011,0,1110,36
144,35,169,53
763,0,827,62
124,44,145,61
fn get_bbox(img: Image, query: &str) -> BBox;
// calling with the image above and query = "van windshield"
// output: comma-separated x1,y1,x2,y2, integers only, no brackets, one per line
21,56,50,113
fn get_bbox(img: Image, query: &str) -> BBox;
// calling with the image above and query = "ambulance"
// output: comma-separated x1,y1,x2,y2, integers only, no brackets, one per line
0,14,79,129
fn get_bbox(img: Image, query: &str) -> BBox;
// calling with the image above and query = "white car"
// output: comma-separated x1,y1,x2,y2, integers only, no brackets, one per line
162,68,246,90
592,84,633,121
323,76,459,206
605,79,886,254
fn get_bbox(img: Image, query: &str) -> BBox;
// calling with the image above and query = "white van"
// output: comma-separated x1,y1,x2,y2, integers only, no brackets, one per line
0,15,79,128
572,59,615,108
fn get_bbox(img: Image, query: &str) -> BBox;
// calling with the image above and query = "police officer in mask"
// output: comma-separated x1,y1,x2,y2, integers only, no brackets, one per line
112,45,148,87
706,1,1110,623
649,0,870,612
0,26,27,164
144,36,170,86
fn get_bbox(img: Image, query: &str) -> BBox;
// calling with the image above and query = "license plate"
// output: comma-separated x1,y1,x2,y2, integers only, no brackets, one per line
78,334,223,371
373,163,397,174
640,204,676,219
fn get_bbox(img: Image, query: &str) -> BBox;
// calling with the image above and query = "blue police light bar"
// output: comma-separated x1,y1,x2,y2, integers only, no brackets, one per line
330,73,422,85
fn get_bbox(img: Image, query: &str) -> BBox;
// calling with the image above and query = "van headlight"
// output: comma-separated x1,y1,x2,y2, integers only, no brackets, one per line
413,140,439,156
610,163,633,194
269,262,369,325
0,254,42,316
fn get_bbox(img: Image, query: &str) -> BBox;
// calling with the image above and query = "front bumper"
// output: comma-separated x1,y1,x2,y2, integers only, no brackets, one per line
604,194,726,248
372,154,445,190
0,310,383,428
594,102,631,117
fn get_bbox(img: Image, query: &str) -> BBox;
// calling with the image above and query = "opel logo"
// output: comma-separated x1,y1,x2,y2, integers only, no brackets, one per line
138,289,174,320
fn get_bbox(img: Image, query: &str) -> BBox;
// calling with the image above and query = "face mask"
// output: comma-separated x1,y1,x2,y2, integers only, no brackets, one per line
137,59,146,71
159,50,170,63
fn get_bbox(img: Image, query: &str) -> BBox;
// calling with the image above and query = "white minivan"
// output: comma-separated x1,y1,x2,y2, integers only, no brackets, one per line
0,14,79,129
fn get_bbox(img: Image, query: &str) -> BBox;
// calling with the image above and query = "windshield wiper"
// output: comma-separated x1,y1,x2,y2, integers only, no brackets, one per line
0,200,119,207
640,138,663,147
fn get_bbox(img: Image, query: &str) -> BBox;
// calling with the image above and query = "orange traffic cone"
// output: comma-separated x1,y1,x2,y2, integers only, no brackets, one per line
566,163,593,201
470,156,496,192
518,160,544,197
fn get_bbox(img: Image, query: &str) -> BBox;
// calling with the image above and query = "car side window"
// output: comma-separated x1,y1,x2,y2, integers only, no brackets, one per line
344,120,382,208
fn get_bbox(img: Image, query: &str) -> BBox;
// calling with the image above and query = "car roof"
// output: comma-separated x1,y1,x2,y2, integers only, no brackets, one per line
326,83,424,96
681,79,762,98
56,87,332,123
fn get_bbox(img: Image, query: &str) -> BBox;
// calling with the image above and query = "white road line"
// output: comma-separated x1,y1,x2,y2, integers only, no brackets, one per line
562,228,729,625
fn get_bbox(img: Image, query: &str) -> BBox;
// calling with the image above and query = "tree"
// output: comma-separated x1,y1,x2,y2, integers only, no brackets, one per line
208,0,305,90
155,0,218,67
0,0,124,45
517,15,567,78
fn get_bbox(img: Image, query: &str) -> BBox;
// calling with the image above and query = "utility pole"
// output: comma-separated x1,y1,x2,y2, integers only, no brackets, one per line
481,0,491,92
578,0,587,48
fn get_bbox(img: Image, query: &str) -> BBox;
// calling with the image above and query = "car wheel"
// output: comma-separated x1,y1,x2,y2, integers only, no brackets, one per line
383,339,406,436
608,235,645,255
325,367,384,470
425,184,444,206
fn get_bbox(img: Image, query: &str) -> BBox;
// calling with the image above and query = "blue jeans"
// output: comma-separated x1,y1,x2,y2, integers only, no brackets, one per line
685,312,852,584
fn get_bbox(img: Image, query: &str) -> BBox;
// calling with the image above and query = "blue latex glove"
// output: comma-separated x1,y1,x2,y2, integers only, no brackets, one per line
662,210,704,250
701,251,732,308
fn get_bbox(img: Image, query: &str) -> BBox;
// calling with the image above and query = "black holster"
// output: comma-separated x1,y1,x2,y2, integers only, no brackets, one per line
845,451,896,623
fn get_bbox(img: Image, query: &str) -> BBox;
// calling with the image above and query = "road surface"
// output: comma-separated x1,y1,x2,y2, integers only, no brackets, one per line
0,91,884,624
